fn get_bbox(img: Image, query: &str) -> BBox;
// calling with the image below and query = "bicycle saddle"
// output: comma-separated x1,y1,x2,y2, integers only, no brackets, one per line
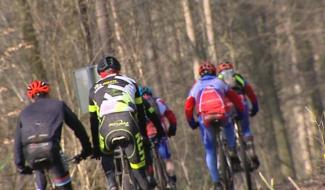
112,136,129,148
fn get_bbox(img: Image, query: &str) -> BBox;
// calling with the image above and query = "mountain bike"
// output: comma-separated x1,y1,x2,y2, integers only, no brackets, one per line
112,136,139,190
150,138,170,190
210,118,235,190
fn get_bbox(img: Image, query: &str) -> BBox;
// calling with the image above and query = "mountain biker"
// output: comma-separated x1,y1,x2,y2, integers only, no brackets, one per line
141,86,177,188
89,56,153,190
14,80,92,190
217,61,260,170
139,89,167,187
184,61,245,189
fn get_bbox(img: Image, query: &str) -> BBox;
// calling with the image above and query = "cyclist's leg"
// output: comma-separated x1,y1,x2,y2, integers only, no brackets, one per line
224,117,241,171
240,101,259,169
223,117,236,149
101,154,117,190
127,132,151,190
240,100,253,138
48,153,72,190
34,169,47,190
158,138,176,184
198,117,220,183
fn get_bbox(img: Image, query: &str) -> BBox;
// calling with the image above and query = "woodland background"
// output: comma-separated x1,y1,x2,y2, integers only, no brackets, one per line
0,0,325,189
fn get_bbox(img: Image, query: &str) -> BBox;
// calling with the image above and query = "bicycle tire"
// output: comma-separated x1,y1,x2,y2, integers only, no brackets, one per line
115,146,138,190
234,121,253,190
217,134,234,190
238,138,253,190
152,147,168,189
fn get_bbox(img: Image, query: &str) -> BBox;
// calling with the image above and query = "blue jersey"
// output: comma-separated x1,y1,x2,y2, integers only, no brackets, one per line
188,75,229,105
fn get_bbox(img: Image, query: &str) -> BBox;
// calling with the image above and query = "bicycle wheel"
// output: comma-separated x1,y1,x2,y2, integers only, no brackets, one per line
238,138,253,190
217,136,234,190
152,148,168,189
115,146,137,190
234,121,253,190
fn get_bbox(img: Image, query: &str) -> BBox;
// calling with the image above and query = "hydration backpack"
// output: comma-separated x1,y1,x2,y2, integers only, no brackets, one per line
21,122,59,169
197,86,226,126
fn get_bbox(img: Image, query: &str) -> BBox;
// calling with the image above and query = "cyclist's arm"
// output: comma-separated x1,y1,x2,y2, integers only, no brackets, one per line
244,83,258,106
135,85,148,138
143,99,165,138
184,96,197,129
234,74,258,105
88,99,100,151
157,99,177,136
63,102,92,151
234,73,259,115
225,89,244,114
14,119,25,170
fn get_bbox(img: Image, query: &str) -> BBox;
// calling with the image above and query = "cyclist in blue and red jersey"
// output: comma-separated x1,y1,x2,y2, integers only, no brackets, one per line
217,61,260,170
184,61,245,189
141,86,177,188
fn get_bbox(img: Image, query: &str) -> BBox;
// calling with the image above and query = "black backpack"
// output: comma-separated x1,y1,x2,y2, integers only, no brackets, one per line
21,122,59,169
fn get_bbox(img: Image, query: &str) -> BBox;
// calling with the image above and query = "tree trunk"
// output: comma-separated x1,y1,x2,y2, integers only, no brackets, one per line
181,0,200,79
19,0,47,80
133,0,165,96
77,0,94,63
202,0,217,61
95,0,113,55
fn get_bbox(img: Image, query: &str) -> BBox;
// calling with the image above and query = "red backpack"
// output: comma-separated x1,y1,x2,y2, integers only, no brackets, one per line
197,86,226,126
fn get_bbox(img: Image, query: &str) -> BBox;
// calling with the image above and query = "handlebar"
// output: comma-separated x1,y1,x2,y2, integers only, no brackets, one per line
66,154,88,164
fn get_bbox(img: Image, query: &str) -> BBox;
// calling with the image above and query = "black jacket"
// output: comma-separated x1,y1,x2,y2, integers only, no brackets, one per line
14,97,91,169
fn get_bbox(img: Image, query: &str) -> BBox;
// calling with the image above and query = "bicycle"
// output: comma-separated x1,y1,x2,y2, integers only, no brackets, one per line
208,117,235,190
150,138,170,190
112,136,139,190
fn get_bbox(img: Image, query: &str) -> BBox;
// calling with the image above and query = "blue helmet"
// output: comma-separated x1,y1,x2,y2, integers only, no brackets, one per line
142,86,153,96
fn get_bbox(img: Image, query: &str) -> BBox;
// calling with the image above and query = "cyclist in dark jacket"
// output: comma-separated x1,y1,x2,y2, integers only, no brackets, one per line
14,80,92,190
89,56,156,190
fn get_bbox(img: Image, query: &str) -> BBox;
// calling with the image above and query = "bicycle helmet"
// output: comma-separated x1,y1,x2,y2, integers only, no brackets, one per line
142,86,153,96
216,61,234,73
199,61,216,77
97,56,121,74
27,80,50,99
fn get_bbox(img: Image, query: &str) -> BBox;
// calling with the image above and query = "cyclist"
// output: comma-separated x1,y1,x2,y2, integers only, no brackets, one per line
141,86,177,188
184,61,244,189
14,80,92,190
89,56,152,190
217,61,260,170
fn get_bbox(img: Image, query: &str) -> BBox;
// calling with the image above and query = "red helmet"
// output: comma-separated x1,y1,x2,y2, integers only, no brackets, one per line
216,61,234,73
27,80,50,99
199,61,216,77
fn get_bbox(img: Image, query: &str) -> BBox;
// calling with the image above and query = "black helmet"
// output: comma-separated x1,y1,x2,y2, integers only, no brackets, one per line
97,56,121,74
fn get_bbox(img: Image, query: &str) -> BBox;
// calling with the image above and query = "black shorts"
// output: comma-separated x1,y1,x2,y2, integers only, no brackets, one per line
99,112,146,170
